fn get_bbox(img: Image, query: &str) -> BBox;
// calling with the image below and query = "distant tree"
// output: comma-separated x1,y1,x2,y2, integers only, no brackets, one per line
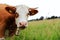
47,17,51,19
51,16,55,19
39,16,44,20
51,16,58,19
55,16,58,18
58,16,60,18
36,18,39,21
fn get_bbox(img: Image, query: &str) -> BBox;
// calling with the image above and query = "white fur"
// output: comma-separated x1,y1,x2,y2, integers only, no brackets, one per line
0,37,5,40
15,5,29,27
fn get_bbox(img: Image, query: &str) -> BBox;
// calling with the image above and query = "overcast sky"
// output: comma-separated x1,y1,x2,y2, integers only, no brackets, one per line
0,0,60,20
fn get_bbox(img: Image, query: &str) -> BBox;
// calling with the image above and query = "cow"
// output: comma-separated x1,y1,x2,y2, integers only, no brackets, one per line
0,4,38,40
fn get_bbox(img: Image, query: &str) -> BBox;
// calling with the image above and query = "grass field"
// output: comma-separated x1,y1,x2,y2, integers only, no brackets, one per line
6,19,60,40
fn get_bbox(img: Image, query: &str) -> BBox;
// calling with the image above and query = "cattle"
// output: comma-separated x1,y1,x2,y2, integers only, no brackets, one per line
0,4,38,40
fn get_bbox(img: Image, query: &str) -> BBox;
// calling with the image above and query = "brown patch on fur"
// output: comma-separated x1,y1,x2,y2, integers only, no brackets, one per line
0,4,17,37
5,16,17,37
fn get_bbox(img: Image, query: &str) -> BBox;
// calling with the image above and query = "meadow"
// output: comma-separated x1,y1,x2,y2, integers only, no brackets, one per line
6,19,60,40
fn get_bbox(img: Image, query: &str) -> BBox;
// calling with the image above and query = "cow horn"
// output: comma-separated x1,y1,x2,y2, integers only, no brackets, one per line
33,7,38,9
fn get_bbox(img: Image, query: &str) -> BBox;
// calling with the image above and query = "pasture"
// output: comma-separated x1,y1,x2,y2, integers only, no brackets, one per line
6,19,60,40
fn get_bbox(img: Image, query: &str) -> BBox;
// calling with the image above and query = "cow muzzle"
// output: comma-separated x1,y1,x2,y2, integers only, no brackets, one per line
19,22,27,29
15,22,27,36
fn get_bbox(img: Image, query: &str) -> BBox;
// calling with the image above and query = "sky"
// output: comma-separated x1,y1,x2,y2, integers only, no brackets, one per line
0,0,60,20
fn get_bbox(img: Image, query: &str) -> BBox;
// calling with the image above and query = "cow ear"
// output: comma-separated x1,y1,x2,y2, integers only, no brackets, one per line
28,8,38,16
5,6,16,14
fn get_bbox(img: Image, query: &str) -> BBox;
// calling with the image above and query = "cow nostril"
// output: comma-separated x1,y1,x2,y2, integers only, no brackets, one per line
19,22,27,26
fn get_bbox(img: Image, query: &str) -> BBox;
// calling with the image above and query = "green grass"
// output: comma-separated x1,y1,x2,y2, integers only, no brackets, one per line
6,19,60,40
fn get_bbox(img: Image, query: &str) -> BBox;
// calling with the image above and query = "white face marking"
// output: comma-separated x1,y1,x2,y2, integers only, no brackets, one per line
15,5,29,27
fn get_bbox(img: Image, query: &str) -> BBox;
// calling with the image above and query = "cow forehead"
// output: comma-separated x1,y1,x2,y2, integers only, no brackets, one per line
15,5,29,22
15,5,29,14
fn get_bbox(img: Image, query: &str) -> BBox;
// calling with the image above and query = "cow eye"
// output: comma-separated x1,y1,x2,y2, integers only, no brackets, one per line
15,13,19,18
27,13,29,17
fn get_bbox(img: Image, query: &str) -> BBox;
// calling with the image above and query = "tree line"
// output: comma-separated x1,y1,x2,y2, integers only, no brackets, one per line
28,16,60,22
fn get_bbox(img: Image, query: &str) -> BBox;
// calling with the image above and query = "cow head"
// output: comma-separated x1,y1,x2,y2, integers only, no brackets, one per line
15,5,38,28
15,5,38,35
